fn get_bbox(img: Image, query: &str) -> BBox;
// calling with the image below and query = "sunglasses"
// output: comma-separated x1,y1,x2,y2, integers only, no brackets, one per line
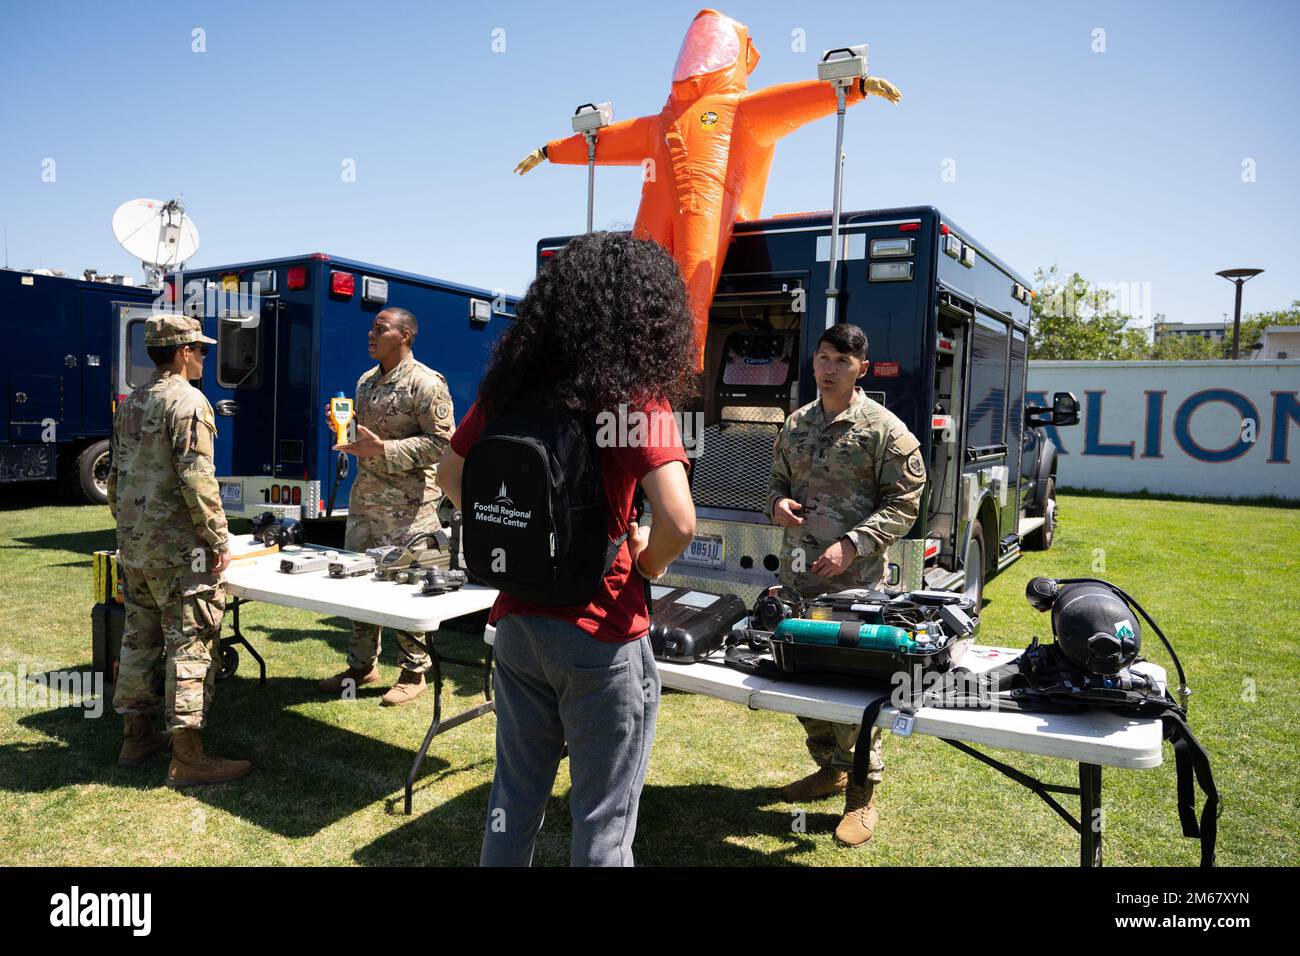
188,343,210,356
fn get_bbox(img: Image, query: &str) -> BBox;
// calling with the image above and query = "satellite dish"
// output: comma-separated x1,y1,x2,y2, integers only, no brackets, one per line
112,198,200,287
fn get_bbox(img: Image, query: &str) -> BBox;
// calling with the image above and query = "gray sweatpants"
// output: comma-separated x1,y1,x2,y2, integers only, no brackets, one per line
479,614,660,867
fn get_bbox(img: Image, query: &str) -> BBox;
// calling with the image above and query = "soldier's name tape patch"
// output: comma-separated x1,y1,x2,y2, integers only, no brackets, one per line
906,451,925,478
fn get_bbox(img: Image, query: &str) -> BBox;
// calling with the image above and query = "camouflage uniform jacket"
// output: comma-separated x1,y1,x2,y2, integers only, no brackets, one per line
107,369,229,569
767,387,926,590
348,355,455,535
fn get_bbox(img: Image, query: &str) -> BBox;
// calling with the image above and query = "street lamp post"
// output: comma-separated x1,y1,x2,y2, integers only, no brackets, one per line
1215,267,1264,359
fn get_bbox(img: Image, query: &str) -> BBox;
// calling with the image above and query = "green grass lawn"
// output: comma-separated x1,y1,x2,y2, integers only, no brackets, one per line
1,486,1296,866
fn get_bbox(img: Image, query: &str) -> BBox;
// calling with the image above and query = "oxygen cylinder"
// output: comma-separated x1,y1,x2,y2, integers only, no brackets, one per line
774,618,916,653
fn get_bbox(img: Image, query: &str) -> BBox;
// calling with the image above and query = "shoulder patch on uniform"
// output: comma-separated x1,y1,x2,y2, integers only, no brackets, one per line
906,451,926,478
435,401,451,420
887,422,921,458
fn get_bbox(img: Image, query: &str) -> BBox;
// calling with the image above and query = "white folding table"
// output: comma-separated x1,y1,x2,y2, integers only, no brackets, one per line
220,551,1173,864
220,549,499,813
653,645,1169,867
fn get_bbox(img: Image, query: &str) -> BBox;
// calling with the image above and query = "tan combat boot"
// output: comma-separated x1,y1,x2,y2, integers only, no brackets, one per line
833,782,879,848
316,664,380,695
165,729,253,788
117,714,169,767
380,669,427,707
778,766,849,802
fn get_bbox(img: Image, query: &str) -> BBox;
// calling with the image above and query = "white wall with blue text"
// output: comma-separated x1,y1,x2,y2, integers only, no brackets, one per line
1025,361,1300,500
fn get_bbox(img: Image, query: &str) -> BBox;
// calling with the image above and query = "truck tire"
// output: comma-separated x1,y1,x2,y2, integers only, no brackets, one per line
1024,478,1056,551
962,522,985,610
74,440,112,505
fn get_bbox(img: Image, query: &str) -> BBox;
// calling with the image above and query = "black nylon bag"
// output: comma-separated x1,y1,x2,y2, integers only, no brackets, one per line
461,400,623,605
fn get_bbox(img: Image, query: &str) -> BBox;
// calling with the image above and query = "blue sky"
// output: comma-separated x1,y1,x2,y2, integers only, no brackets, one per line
1,0,1296,327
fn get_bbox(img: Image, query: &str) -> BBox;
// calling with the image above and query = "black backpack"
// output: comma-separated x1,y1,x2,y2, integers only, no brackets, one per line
460,399,628,606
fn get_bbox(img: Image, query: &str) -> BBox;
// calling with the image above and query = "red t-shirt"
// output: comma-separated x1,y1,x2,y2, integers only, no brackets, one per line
450,397,689,643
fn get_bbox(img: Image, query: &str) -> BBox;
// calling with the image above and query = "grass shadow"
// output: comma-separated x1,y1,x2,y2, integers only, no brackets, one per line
356,779,820,867
0,483,95,513
7,528,117,556
6,674,458,839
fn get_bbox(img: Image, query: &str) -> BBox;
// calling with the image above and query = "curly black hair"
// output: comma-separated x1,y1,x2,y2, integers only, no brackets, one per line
476,232,698,417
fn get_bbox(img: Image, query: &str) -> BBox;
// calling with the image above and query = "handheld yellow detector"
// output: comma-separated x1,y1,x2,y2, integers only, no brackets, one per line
328,393,356,446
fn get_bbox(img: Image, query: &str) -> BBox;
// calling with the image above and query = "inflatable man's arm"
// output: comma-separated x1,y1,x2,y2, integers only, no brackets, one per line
739,77,900,149
514,114,658,174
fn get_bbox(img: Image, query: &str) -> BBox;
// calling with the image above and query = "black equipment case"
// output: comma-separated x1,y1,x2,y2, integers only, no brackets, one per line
648,586,747,662
759,589,979,681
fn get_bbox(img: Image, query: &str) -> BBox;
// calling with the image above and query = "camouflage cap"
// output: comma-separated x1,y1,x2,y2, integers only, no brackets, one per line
144,313,217,347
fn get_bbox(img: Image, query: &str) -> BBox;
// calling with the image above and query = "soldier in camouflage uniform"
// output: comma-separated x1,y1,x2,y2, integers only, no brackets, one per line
108,314,252,787
766,323,925,847
317,307,456,706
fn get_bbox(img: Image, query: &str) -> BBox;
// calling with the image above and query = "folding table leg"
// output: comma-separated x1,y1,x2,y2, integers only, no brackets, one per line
403,635,496,814
405,649,444,815
1079,763,1103,867
225,598,267,685
943,739,1104,867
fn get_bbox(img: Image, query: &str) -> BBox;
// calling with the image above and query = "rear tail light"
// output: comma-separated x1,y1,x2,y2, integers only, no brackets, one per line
898,222,921,233
271,485,281,504
286,266,308,290
868,261,914,282
291,487,301,505
330,271,355,298
361,276,388,305
252,269,276,294
870,237,914,258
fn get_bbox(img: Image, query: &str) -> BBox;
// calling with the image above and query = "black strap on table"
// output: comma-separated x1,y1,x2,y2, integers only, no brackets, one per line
1163,712,1220,867
844,671,1220,868
850,696,893,788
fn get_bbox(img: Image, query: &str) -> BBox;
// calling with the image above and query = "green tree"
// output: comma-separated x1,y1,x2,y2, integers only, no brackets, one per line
1151,318,1221,360
1029,266,1150,360
1227,300,1300,358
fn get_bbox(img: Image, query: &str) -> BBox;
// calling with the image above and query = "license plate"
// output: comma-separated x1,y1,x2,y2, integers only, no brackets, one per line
679,534,724,568
219,481,243,509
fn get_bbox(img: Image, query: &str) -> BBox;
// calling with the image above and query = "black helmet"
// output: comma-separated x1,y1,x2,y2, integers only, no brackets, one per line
1049,582,1141,674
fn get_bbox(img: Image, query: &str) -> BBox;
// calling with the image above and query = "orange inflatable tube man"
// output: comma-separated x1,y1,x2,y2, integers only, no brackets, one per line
515,8,901,370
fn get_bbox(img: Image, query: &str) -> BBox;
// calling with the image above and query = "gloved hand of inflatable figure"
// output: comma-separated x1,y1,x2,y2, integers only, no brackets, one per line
513,148,546,175
860,76,902,104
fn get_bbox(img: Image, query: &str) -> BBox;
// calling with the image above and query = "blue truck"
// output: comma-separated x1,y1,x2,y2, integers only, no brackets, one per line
111,254,517,532
540,205,1079,606
1,268,158,503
